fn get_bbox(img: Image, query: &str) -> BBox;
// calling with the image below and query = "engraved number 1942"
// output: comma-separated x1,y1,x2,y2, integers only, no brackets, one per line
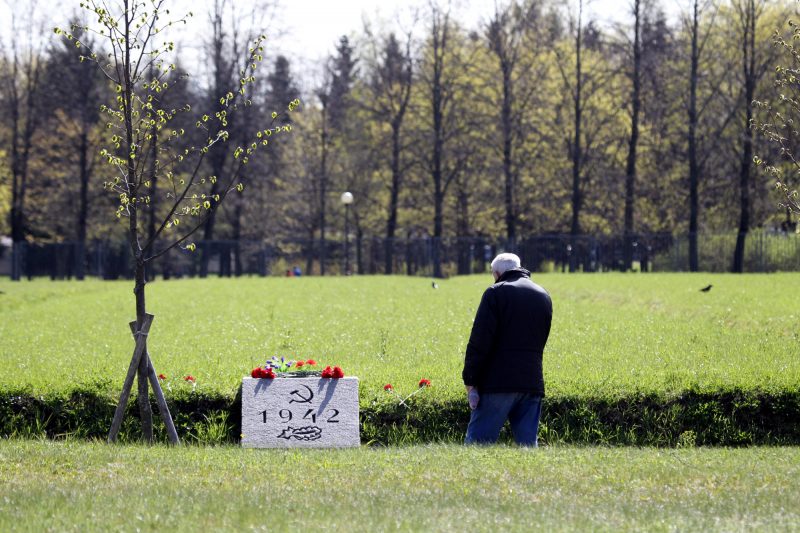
260,408,340,423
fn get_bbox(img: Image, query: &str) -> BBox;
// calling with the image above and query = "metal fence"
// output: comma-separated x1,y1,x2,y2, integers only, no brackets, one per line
2,231,799,279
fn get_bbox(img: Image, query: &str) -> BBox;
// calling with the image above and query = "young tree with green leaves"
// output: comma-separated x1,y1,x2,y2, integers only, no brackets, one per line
55,0,297,443
755,16,800,221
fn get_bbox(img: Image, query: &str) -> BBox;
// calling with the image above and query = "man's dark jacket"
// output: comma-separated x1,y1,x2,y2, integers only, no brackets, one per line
462,268,552,395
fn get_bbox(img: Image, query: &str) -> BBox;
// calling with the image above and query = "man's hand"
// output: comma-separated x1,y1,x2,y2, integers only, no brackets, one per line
466,385,480,410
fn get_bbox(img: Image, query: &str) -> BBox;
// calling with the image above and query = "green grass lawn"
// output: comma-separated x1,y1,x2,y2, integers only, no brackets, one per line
1,439,798,531
1,273,798,401
2,276,798,529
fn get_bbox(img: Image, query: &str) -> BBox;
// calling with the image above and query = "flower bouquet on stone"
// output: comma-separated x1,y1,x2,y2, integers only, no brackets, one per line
250,366,276,379
250,357,344,379
383,378,432,407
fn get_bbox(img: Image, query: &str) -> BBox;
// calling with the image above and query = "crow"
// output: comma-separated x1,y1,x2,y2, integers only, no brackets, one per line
431,281,439,289
700,284,712,292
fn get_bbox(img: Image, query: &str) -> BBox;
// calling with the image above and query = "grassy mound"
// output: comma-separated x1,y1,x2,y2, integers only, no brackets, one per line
3,386,799,446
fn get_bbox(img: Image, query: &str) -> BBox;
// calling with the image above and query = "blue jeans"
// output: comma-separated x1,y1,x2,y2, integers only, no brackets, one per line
465,392,542,446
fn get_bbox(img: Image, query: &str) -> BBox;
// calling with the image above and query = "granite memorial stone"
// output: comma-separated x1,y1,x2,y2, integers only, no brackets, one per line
241,377,360,448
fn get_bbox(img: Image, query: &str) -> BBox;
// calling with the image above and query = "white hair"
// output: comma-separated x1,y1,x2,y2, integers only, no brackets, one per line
491,253,521,276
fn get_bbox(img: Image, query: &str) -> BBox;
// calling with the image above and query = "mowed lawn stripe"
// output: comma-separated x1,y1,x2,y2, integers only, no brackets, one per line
0,440,798,531
1,274,798,400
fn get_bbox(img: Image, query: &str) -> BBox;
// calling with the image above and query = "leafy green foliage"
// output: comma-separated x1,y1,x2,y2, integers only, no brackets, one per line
4,0,799,262
52,1,298,264
755,18,800,218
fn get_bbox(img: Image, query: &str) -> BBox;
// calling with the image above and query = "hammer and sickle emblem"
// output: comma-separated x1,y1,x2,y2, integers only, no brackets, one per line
289,384,314,404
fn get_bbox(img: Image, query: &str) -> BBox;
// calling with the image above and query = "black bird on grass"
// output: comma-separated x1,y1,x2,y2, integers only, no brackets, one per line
431,281,439,289
700,284,712,292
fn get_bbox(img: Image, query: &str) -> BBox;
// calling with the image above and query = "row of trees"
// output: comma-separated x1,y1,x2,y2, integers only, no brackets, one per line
1,0,797,278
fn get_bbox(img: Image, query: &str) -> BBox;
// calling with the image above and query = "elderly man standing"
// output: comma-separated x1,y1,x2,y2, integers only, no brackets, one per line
462,253,553,446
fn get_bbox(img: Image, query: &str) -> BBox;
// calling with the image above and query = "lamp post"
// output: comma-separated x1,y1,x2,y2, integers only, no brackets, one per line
340,191,354,275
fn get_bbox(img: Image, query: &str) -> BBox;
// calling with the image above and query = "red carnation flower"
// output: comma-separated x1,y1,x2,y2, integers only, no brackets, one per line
295,360,305,368
158,373,167,381
306,359,317,366
185,375,196,383
384,384,393,391
321,366,334,378
332,366,345,379
251,367,275,379
418,378,431,388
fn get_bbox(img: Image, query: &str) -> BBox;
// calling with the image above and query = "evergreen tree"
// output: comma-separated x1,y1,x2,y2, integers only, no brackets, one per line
267,56,299,125
328,36,358,130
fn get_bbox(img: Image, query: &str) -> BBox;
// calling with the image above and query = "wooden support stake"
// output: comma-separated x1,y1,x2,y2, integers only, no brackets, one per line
107,313,154,443
137,344,154,442
128,322,181,445
146,362,181,445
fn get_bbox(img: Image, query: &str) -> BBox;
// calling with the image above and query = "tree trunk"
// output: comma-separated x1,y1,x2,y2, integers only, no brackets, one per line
688,0,700,272
501,59,515,245
200,6,236,278
433,186,444,279
77,130,90,280
10,171,23,280
570,0,584,273
10,126,23,280
319,102,329,276
456,187,470,275
234,242,242,277
733,0,756,274
432,135,444,279
306,228,314,276
146,121,158,281
570,38,582,237
123,12,153,441
385,122,402,274
356,224,363,275
231,195,243,277
199,149,226,278
9,59,36,281
430,14,446,280
623,0,642,271
133,259,153,442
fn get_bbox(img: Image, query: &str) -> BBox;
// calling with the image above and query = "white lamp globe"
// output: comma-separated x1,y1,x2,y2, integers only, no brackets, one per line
340,191,354,205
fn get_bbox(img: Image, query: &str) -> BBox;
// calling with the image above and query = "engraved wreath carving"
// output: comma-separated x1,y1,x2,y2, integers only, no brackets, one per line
277,425,323,441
